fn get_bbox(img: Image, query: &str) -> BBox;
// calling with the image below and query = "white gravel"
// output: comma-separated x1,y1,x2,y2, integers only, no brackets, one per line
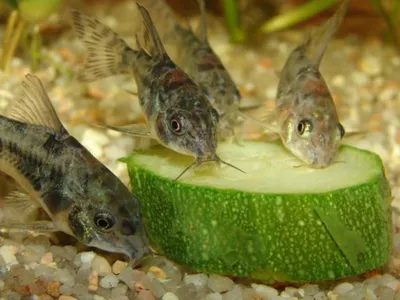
0,1,400,299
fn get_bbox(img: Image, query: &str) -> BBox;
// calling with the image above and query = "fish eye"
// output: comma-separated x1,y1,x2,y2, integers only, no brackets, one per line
169,115,186,135
337,123,345,140
94,212,115,231
297,119,313,137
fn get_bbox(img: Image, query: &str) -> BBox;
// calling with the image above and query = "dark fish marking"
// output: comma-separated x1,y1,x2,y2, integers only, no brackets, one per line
44,188,72,214
166,69,192,90
197,53,224,72
151,56,175,77
121,219,136,236
43,135,64,156
304,78,329,96
63,136,84,150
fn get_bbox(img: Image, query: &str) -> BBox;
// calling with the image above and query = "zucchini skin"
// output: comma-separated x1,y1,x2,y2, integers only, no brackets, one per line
126,146,392,283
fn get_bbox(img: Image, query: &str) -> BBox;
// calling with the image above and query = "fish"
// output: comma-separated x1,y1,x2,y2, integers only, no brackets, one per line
0,74,150,260
69,2,244,180
138,0,245,140
259,0,349,168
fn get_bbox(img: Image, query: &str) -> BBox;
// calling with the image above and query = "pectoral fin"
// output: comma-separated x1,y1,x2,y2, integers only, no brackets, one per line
0,221,58,232
95,123,151,138
237,111,280,133
3,191,39,217
343,131,368,140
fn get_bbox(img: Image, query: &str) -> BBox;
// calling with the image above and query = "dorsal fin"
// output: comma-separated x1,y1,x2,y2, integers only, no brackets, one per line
196,0,208,43
303,0,348,66
136,1,166,57
8,74,64,134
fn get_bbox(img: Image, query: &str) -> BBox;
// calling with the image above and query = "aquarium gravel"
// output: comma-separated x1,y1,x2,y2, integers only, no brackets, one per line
1,1,400,299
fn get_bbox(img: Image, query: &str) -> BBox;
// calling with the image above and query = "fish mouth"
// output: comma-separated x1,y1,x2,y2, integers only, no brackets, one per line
129,245,152,266
173,154,245,182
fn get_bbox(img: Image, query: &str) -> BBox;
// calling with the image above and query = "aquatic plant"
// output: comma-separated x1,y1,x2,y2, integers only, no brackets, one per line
0,0,62,72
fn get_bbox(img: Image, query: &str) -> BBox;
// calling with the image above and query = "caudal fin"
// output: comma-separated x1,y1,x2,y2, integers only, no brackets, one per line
304,0,349,66
69,10,134,82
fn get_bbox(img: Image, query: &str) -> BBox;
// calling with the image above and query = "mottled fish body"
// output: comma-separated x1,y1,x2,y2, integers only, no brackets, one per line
269,0,348,167
0,74,149,260
140,0,242,138
70,3,242,180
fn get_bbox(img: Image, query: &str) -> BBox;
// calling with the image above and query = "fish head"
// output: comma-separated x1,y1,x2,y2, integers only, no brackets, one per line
280,106,345,167
68,177,150,261
156,103,219,159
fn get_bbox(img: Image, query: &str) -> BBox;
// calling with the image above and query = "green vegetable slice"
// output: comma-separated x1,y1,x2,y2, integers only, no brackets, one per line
123,141,392,283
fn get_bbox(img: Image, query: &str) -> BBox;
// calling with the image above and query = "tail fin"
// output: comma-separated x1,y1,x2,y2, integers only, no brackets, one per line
136,2,166,57
303,0,349,66
69,10,134,82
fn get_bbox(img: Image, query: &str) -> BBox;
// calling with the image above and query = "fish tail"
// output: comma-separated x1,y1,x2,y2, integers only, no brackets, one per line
304,0,349,66
69,9,136,82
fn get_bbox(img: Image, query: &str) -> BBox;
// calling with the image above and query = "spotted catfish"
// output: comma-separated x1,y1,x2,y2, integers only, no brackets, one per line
70,2,243,180
260,0,349,168
0,74,150,260
140,0,244,139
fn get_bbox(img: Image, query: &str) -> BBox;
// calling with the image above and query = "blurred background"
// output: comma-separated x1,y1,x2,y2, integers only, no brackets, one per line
0,0,398,74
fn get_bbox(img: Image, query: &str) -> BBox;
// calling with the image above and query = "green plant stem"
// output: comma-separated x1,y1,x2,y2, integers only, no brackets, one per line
259,0,338,34
1,10,18,70
30,25,41,72
369,0,400,52
3,17,25,73
222,0,246,43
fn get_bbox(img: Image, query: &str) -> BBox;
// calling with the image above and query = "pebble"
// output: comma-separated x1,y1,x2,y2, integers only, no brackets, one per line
47,281,61,297
112,260,128,274
358,56,382,76
183,273,208,292
40,252,53,265
0,245,19,265
93,296,106,300
251,283,279,298
148,278,166,298
162,292,179,300
313,291,328,300
111,283,128,299
206,293,223,300
88,270,99,291
59,296,78,300
81,128,110,157
80,251,96,265
138,290,156,300
54,268,75,287
100,274,119,289
148,265,168,279
303,284,319,296
207,274,234,293
0,279,4,291
91,255,112,276
222,285,243,299
39,294,54,300
375,286,396,299
333,282,354,295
